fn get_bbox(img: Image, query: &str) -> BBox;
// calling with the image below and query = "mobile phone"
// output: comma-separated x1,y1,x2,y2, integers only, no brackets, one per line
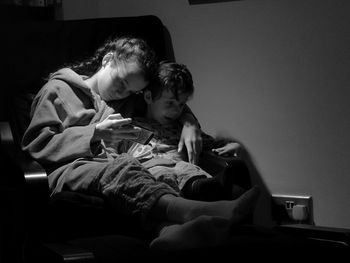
130,125,154,145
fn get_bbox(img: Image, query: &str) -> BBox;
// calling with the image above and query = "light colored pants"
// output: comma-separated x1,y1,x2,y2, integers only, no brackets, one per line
143,158,212,193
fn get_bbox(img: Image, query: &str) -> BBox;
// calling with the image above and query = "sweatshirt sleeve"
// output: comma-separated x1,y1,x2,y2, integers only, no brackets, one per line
21,81,98,165
178,104,201,129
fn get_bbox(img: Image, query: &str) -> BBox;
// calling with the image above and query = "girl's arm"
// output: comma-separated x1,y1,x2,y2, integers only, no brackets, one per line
22,82,99,165
177,104,202,165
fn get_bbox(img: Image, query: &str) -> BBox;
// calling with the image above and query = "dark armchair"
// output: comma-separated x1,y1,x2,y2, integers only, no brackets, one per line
0,15,254,263
1,15,348,263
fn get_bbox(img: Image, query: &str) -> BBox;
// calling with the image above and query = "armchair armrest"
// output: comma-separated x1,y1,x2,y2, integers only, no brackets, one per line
25,242,95,263
0,121,48,186
20,155,48,188
0,121,49,223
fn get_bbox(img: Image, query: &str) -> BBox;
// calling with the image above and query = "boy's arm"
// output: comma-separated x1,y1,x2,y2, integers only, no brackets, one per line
201,129,242,157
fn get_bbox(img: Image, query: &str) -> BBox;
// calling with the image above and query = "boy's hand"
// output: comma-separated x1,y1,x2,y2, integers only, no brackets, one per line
212,142,241,158
178,123,203,165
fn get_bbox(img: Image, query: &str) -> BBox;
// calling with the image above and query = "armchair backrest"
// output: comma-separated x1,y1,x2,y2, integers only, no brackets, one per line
0,15,171,146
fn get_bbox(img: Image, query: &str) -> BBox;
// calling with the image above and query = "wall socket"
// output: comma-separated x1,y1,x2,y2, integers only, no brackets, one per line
271,194,314,225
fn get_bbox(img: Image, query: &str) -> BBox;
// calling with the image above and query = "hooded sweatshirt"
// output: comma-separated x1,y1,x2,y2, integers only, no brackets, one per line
21,68,138,171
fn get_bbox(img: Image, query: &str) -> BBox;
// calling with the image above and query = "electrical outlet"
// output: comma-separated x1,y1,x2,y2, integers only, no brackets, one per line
271,194,314,225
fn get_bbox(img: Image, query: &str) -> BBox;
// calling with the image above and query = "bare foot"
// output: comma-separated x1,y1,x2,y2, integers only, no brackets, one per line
150,215,230,251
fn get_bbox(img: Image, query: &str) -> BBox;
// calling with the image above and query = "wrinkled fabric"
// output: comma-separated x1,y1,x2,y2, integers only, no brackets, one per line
52,153,178,226
116,117,216,192
144,158,212,192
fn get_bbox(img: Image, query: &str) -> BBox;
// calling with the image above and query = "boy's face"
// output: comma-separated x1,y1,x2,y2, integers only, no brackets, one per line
145,89,191,124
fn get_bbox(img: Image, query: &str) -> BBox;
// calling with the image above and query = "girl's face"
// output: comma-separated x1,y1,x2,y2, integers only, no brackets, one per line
97,59,148,101
145,89,190,124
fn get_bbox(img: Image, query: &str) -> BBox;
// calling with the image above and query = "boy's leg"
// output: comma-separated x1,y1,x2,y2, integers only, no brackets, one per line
181,175,224,201
144,160,235,201
174,161,222,201
179,160,251,201
147,165,181,193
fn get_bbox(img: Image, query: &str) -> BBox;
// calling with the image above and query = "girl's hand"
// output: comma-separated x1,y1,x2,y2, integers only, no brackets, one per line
212,142,242,158
178,123,203,165
92,113,141,144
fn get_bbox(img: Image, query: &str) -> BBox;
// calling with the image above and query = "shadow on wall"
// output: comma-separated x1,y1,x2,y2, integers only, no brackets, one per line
226,136,273,227
244,149,273,227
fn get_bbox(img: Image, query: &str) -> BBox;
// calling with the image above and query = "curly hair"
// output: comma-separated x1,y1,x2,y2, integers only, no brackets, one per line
150,61,194,100
65,36,158,81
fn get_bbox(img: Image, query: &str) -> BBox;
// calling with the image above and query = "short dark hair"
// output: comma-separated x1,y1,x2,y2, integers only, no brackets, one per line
149,61,194,100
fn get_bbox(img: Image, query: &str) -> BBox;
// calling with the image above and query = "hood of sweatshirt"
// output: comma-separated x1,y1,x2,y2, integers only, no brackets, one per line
48,68,94,98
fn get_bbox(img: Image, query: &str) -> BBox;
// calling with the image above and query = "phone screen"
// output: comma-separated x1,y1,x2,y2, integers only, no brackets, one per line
130,126,154,145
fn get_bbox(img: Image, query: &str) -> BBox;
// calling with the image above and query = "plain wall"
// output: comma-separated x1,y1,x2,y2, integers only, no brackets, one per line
61,0,350,229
